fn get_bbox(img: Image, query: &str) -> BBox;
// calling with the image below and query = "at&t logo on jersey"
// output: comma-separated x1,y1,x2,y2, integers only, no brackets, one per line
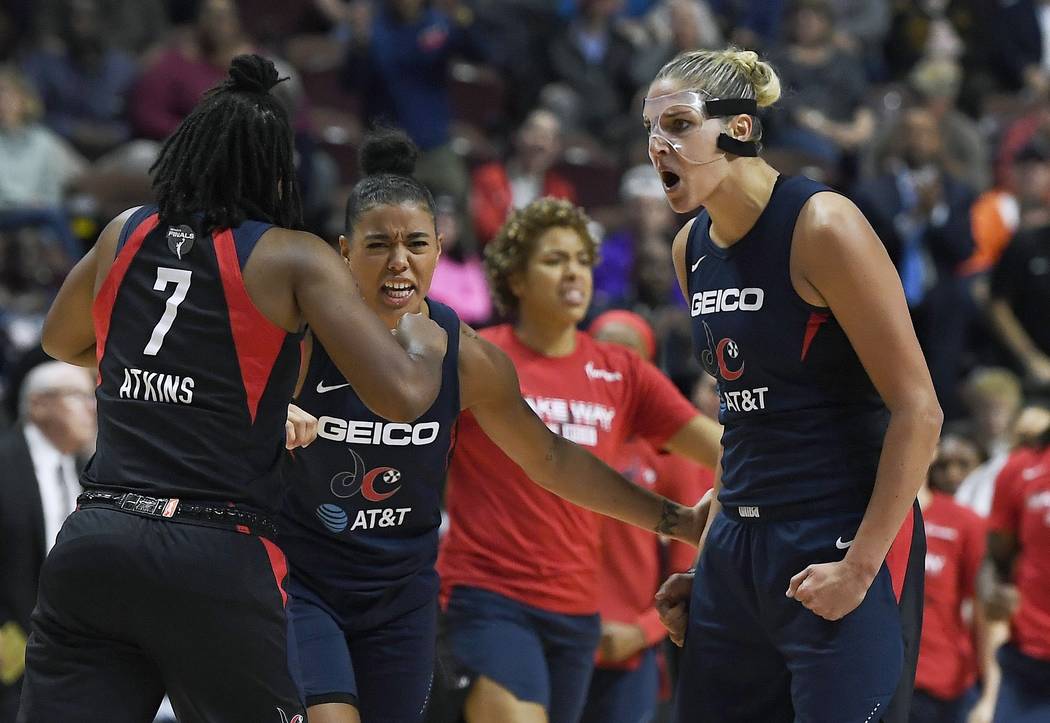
690,287,764,316
317,416,440,446
315,502,411,533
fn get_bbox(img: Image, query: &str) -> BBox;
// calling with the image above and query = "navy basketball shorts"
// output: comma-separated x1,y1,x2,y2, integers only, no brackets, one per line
17,507,305,723
674,503,924,723
443,586,602,723
580,647,660,723
993,643,1050,722
286,577,437,722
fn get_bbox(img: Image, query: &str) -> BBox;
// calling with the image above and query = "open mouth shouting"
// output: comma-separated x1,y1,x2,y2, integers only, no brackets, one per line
659,168,682,192
381,278,416,308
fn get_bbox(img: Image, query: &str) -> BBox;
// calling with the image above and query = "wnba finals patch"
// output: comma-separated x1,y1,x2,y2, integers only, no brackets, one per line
167,224,196,259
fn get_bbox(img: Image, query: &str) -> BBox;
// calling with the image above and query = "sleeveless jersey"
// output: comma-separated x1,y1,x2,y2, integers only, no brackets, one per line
278,300,461,621
85,206,303,514
685,175,889,511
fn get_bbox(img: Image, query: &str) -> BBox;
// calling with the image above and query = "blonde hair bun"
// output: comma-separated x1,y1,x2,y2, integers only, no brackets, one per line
725,49,781,108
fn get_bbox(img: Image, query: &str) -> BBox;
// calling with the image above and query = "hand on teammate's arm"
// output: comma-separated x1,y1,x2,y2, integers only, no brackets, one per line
788,195,942,619
285,404,318,449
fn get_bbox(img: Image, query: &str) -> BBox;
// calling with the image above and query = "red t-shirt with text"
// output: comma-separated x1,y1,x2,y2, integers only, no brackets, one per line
438,326,698,614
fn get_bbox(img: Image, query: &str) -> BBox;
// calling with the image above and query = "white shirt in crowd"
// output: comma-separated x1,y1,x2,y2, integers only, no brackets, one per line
23,422,80,552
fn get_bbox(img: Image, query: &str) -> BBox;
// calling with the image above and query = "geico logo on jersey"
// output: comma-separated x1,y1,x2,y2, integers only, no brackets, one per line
118,367,195,404
690,287,765,316
318,416,440,446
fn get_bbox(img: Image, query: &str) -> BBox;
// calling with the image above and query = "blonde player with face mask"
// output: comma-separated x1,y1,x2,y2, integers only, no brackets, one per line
646,48,943,723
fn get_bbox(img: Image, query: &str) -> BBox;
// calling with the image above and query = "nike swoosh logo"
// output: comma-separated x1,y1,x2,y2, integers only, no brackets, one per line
835,537,853,550
691,255,707,273
316,380,351,394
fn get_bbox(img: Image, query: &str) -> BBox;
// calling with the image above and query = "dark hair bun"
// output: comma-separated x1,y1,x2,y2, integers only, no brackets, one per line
359,127,419,178
226,54,281,94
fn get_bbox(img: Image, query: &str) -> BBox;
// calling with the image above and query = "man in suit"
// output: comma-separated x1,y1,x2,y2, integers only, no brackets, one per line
0,360,95,721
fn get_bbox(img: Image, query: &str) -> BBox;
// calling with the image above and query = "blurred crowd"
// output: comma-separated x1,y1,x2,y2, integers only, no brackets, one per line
2,1,1050,720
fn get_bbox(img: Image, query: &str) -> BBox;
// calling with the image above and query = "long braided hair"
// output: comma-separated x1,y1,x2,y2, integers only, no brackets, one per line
150,54,302,231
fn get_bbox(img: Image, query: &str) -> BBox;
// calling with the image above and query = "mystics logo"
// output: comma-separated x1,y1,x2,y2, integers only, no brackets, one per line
330,449,403,502
276,707,304,723
700,321,745,382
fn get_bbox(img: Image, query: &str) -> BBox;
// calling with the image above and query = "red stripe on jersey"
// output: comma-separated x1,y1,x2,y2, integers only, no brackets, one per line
93,213,160,384
259,537,289,607
800,311,830,362
213,229,287,424
885,506,916,603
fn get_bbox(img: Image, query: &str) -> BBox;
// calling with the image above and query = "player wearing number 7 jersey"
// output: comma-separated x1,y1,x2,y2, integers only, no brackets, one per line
18,55,447,723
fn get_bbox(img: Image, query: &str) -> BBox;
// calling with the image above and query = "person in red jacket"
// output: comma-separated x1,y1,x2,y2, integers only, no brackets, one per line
471,110,577,245
438,198,721,723
912,433,1001,723
581,310,714,723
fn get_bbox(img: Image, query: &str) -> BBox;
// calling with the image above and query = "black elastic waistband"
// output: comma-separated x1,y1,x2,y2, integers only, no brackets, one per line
720,497,865,522
77,490,276,539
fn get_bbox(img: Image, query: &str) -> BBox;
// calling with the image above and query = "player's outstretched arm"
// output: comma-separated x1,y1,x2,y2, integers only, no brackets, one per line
459,325,707,545
785,192,942,621
283,230,447,422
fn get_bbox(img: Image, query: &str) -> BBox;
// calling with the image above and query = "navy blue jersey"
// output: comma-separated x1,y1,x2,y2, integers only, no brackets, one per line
278,300,461,622
686,175,889,511
85,206,303,514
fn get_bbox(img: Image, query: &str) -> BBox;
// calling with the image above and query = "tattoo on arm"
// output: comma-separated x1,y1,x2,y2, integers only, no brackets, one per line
656,499,681,535
545,437,557,463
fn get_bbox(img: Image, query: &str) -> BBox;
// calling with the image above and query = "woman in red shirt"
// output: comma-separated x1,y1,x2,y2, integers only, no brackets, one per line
438,198,721,723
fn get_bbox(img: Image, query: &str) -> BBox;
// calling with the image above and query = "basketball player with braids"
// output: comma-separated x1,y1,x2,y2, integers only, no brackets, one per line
21,56,447,723
647,48,940,722
279,129,717,723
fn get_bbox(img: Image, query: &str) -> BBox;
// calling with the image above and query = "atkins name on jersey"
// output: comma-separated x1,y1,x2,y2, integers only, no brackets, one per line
118,367,195,404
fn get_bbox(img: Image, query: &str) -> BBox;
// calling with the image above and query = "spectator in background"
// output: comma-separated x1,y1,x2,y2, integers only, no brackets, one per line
592,165,674,312
429,194,493,324
582,310,714,723
912,433,1000,723
884,0,972,81
988,201,1050,390
911,57,988,191
708,0,788,50
984,417,1050,722
0,65,86,263
989,0,1050,94
631,0,724,87
547,0,637,144
0,361,95,722
830,0,891,79
853,105,975,413
472,110,576,245
33,0,168,57
343,0,487,247
768,0,874,168
967,141,1050,278
22,0,138,159
130,0,254,140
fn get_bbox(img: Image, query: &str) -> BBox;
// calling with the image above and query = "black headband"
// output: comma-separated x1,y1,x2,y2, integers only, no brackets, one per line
705,98,759,118
707,98,760,157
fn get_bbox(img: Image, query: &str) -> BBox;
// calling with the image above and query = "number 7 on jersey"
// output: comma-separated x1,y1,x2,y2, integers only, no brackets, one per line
144,267,192,356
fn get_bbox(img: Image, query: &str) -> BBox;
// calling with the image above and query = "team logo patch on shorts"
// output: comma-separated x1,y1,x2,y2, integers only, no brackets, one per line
276,707,304,723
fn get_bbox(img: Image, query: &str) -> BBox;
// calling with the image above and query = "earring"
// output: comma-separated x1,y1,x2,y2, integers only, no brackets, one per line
343,256,350,266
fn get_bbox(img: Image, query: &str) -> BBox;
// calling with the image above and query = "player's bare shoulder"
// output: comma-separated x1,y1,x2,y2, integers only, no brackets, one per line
458,322,519,411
